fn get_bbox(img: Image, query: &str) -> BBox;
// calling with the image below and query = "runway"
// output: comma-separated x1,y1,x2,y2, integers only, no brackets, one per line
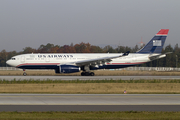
1,76,180,112
1,75,180,80
1,94,180,105
1,94,180,111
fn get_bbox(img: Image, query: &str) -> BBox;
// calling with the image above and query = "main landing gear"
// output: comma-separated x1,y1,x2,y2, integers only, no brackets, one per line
81,65,95,76
23,69,27,76
81,72,95,76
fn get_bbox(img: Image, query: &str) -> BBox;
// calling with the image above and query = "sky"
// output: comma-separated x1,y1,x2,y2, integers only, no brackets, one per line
0,0,180,52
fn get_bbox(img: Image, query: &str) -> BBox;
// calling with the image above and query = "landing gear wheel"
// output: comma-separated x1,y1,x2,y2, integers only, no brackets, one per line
90,72,95,76
81,72,85,76
85,72,89,76
23,72,27,76
81,72,95,76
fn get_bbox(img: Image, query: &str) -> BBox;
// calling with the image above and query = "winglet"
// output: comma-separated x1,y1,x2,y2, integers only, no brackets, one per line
122,51,130,56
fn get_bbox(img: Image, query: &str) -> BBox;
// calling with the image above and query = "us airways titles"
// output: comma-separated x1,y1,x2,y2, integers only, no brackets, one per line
38,54,73,58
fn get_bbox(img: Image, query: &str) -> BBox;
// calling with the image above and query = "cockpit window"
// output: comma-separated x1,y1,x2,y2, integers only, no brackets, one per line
11,58,16,60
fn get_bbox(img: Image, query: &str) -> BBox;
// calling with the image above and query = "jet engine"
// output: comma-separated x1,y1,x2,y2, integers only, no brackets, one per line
55,65,81,73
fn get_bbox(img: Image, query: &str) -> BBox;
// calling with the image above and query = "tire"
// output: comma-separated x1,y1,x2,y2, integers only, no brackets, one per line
85,72,89,76
81,72,85,76
90,72,95,76
23,72,27,76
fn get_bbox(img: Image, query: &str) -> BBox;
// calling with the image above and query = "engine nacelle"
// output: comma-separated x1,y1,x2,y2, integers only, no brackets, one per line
55,65,81,73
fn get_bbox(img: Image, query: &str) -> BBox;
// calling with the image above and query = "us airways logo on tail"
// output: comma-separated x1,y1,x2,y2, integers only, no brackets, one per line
137,29,169,53
38,54,73,58
153,40,161,46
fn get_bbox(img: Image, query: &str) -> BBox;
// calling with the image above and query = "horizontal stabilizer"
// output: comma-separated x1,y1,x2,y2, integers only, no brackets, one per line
149,52,172,61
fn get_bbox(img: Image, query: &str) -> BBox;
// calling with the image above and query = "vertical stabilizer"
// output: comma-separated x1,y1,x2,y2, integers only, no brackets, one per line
137,29,169,54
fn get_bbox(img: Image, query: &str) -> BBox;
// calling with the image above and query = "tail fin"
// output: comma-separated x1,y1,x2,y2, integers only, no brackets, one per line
137,29,169,54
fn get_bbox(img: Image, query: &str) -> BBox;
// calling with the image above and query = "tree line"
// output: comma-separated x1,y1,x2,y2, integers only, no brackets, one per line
0,42,179,67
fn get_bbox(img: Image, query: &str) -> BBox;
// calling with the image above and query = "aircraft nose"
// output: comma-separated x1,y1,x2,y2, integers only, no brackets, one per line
6,60,10,65
6,60,14,66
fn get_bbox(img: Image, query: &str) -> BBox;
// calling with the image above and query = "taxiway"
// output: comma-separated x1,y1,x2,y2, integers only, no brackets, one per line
0,94,180,111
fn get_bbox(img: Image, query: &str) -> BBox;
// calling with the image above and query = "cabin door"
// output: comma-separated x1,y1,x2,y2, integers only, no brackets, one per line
21,56,25,63
132,55,137,62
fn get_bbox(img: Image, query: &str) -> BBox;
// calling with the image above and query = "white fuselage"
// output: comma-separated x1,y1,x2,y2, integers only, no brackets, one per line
6,53,151,70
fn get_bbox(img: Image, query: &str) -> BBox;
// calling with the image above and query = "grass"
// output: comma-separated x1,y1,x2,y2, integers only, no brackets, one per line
1,70,180,94
0,111,180,120
1,79,180,84
1,70,180,76
1,80,180,94
1,79,180,94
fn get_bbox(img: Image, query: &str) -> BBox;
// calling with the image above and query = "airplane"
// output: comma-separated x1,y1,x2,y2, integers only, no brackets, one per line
6,29,169,76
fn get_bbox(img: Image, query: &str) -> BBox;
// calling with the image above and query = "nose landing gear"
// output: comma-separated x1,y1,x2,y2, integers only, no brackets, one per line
23,69,27,76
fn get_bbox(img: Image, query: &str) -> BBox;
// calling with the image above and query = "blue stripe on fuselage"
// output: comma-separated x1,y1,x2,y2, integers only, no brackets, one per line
18,64,137,70
17,65,57,69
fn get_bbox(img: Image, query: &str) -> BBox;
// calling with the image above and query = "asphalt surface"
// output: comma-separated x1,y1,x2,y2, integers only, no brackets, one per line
1,75,180,80
1,76,180,112
0,94,180,111
1,94,180,105
1,105,180,112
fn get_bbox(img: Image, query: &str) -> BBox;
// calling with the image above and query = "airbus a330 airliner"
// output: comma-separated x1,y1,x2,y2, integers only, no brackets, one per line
6,29,169,76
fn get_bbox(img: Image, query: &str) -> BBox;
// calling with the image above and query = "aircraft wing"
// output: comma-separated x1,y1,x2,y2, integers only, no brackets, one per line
74,51,130,66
